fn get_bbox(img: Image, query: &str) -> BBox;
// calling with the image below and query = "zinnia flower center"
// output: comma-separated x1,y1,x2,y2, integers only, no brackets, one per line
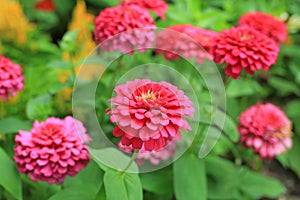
268,125,292,140
136,90,159,102
240,34,252,41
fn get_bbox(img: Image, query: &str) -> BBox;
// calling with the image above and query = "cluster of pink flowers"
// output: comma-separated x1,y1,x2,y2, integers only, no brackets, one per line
238,103,292,159
122,0,168,20
211,11,287,79
94,0,168,53
14,116,91,184
238,12,288,44
108,79,194,151
156,24,218,63
0,56,24,100
211,26,279,79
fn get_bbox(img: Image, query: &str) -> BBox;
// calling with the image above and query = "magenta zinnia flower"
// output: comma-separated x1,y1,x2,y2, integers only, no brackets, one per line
211,26,279,79
94,5,156,53
156,24,218,62
14,116,91,184
238,11,288,43
108,79,194,151
122,0,168,20
238,103,292,159
0,56,24,100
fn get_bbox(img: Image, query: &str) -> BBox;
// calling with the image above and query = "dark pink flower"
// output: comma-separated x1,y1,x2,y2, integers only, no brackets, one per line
211,26,279,79
238,103,292,159
123,0,168,20
14,116,91,184
94,5,156,53
156,24,218,62
0,56,24,100
238,11,288,43
108,79,194,151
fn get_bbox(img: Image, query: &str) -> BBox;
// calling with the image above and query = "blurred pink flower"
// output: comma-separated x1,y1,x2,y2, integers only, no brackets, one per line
238,11,287,43
14,116,91,184
156,24,218,62
238,103,292,159
211,26,279,79
123,0,168,20
94,5,156,53
118,141,176,165
136,141,176,165
0,56,24,100
108,79,194,151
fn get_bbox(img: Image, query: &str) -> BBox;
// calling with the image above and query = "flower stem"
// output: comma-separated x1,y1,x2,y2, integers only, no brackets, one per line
189,123,207,152
122,149,139,172
0,100,4,119
69,52,76,82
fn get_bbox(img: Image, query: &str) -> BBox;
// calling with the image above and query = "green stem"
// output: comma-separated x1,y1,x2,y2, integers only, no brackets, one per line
0,100,4,119
122,149,139,173
110,56,124,86
189,123,207,152
69,52,76,82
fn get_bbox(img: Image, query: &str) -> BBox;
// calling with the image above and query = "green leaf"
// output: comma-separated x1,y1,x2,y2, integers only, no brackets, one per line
206,156,240,199
239,167,286,198
140,167,173,195
277,136,300,177
26,94,52,121
286,100,300,119
47,60,73,70
64,160,104,194
174,152,207,200
0,117,31,134
269,77,300,96
222,114,239,142
95,186,106,200
104,168,143,200
59,30,79,52
89,148,138,172
288,62,300,84
186,0,202,20
48,185,96,200
166,5,191,23
226,78,262,98
0,148,22,200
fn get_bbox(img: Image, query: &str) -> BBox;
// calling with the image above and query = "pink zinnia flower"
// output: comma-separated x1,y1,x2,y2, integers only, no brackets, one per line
156,24,218,62
238,103,292,159
211,26,279,79
122,0,168,20
94,5,156,53
118,141,176,165
238,11,288,43
0,56,24,100
14,116,91,184
108,79,194,151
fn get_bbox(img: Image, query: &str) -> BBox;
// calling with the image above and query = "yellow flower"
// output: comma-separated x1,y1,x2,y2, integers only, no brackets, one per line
59,0,97,88
0,0,34,44
63,0,96,63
